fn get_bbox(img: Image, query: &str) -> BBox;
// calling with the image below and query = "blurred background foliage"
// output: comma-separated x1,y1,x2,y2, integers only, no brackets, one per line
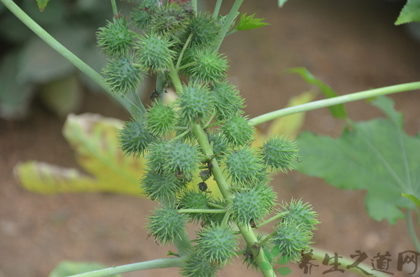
0,0,142,119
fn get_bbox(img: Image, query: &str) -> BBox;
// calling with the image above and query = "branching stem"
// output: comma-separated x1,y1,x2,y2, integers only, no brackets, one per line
68,258,184,277
178,208,226,214
213,0,223,19
249,82,420,126
176,33,193,69
256,211,289,229
215,0,243,51
111,0,118,16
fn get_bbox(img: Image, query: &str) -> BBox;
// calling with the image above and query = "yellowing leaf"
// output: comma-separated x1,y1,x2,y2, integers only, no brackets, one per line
14,113,223,198
15,113,145,196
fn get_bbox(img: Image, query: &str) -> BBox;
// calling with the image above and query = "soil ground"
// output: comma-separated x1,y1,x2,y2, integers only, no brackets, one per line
1,0,420,276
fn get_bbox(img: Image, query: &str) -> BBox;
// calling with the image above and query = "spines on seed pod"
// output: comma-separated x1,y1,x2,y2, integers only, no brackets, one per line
118,117,154,157
136,32,175,73
180,251,220,277
177,189,213,224
224,147,265,186
97,16,136,57
211,81,245,121
222,114,254,147
260,136,299,173
146,101,176,137
177,83,214,124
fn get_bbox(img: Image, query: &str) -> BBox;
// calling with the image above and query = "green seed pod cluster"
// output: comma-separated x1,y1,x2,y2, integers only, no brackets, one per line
103,55,145,94
95,2,319,276
97,17,136,57
148,205,188,245
118,117,154,157
136,32,175,72
146,101,176,136
195,224,238,265
260,136,299,172
228,185,277,225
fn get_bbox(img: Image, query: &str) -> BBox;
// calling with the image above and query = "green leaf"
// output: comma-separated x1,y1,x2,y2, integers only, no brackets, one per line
14,113,146,196
48,261,121,277
401,193,420,209
296,96,419,224
236,13,270,31
395,0,420,25
278,0,289,7
288,67,347,119
36,0,50,11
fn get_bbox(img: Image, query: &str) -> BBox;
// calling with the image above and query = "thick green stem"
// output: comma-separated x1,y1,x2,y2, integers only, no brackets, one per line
213,0,223,19
407,209,420,253
178,209,226,214
174,229,193,257
215,0,244,51
249,82,420,126
191,0,197,13
156,73,166,102
111,0,118,16
68,258,184,277
0,0,142,118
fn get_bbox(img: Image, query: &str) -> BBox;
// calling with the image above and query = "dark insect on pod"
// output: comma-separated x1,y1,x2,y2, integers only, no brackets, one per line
198,181,208,192
150,89,159,100
250,219,256,228
199,169,211,181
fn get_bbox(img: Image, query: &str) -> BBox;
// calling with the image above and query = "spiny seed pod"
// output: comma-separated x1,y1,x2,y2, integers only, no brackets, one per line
103,55,145,94
178,189,213,224
228,184,276,225
152,3,191,36
280,199,319,232
184,12,220,47
164,141,199,179
146,101,176,136
222,115,254,147
212,81,245,121
180,251,220,277
118,118,154,157
195,224,238,265
260,136,299,172
141,170,185,201
177,83,213,123
272,220,312,262
146,141,169,173
225,147,265,186
131,0,159,30
97,17,135,57
147,205,188,245
136,32,175,72
190,51,229,83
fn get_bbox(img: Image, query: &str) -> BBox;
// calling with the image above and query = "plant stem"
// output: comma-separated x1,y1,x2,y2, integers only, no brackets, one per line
176,33,193,69
0,0,142,118
174,229,193,257
249,82,420,126
132,90,146,114
215,0,243,51
256,211,289,228
213,0,223,19
178,208,226,214
111,0,118,16
68,258,184,277
191,0,197,13
407,209,420,253
156,73,166,102
177,62,197,71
